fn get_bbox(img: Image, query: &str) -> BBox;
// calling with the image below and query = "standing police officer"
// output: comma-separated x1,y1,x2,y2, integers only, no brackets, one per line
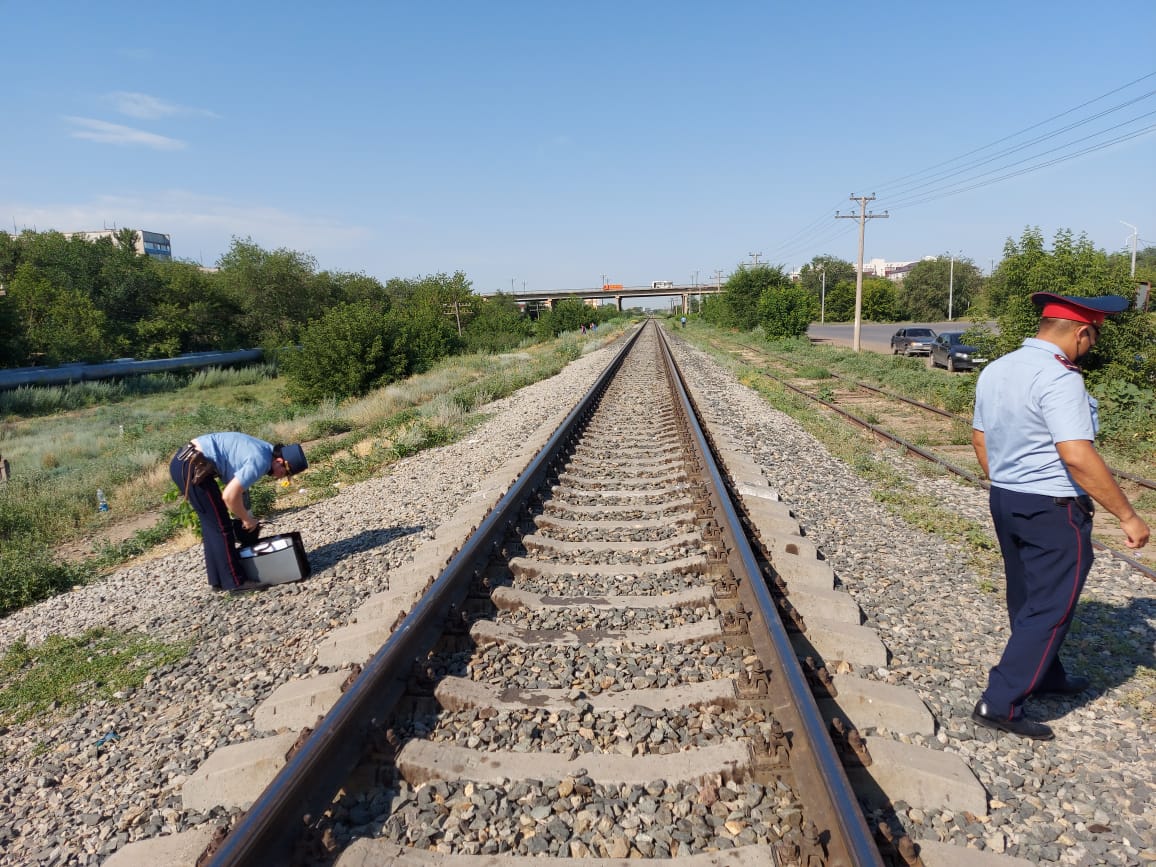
971,292,1149,740
170,433,307,592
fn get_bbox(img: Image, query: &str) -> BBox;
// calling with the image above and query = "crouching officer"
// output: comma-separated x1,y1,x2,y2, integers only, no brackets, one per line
170,433,308,592
970,292,1149,740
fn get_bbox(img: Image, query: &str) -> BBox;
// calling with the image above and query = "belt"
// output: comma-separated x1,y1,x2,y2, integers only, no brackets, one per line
1054,495,1094,516
175,442,200,462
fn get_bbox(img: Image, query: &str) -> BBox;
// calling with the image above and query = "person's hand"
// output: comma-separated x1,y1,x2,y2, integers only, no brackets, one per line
1121,514,1150,549
242,518,260,533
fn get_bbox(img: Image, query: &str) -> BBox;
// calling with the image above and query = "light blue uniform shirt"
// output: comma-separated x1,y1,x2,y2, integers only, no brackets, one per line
972,338,1098,497
192,432,274,491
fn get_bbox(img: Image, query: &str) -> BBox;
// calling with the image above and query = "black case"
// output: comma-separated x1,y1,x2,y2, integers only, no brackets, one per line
239,532,311,585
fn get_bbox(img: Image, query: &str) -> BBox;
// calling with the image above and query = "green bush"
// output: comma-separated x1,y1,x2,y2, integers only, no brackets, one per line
280,301,406,403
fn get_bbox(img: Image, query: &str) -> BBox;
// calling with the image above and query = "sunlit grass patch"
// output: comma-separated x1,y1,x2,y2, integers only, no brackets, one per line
0,628,189,725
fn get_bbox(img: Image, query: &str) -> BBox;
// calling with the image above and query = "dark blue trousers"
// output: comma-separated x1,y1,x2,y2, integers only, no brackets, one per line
982,487,1094,718
169,451,247,590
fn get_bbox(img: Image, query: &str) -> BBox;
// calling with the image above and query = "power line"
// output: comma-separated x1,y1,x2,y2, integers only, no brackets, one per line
886,121,1156,211
869,70,1156,191
880,91,1155,202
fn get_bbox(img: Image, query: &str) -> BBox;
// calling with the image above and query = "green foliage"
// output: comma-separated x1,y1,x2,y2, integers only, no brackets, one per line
8,268,110,363
0,542,92,616
215,237,334,348
388,305,462,375
898,256,982,321
463,292,533,352
704,264,785,329
820,280,856,322
162,486,201,535
0,628,189,724
535,298,604,338
981,228,1156,399
796,255,856,303
758,280,816,338
861,277,900,322
985,227,1134,355
280,301,405,403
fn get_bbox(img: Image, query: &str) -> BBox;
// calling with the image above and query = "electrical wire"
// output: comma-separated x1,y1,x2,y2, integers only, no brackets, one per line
869,70,1156,192
886,122,1156,211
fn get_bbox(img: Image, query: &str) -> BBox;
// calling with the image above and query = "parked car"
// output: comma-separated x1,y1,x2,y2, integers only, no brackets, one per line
890,327,937,356
929,331,987,372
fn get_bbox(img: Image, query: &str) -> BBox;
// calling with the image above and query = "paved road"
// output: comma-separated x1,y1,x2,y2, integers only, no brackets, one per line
808,321,989,355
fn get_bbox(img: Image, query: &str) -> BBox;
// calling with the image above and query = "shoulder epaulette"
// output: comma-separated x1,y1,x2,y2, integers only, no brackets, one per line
1054,353,1081,373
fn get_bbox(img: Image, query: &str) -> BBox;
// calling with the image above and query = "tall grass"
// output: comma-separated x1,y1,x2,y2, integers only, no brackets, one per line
0,321,635,617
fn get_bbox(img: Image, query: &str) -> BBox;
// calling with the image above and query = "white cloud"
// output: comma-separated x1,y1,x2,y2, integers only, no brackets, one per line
105,91,219,120
64,117,187,151
1,192,372,267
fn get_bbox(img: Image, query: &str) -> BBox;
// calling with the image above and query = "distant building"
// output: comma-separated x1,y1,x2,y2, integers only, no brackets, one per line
65,229,172,261
790,256,931,282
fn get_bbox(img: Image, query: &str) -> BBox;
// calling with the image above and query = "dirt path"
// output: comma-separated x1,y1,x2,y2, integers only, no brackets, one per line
55,511,197,565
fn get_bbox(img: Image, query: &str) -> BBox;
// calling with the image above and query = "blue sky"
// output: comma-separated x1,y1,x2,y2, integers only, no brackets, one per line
3,2,1154,295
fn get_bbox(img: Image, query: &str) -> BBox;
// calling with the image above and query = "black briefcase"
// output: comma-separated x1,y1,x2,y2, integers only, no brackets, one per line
239,532,311,585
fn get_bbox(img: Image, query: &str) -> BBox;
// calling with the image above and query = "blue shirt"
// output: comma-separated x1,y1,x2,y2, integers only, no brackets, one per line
192,432,274,490
972,338,1098,497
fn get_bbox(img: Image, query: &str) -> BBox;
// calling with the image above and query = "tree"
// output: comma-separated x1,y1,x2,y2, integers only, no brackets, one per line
149,261,248,353
535,297,593,338
896,255,981,321
819,280,856,322
758,281,816,338
861,276,900,322
704,264,790,330
7,266,108,364
215,237,330,347
985,228,1135,356
796,255,856,316
983,227,1154,389
279,301,405,403
463,292,532,353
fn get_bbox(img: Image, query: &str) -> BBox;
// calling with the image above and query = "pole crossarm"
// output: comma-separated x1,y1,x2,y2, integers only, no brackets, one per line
835,194,889,352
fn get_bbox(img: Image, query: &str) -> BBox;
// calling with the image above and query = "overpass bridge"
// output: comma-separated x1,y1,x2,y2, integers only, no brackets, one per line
476,283,723,315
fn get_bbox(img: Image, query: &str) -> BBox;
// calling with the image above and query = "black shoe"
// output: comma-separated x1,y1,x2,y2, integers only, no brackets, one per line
1034,676,1091,696
972,701,1054,740
228,579,267,594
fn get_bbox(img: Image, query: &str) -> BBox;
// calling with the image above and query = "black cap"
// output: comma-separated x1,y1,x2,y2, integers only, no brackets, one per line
279,443,308,474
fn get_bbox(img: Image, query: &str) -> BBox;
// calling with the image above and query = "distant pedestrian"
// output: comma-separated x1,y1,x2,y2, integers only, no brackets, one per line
970,292,1149,740
170,433,307,592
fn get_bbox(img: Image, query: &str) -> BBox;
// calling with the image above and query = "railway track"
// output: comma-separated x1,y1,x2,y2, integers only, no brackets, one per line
718,340,1156,580
105,321,1011,867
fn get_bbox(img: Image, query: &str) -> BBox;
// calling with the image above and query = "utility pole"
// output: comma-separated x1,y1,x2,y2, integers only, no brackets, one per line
713,269,723,290
835,194,888,352
748,252,763,266
819,265,827,324
948,253,955,322
692,270,699,288
1121,221,1138,277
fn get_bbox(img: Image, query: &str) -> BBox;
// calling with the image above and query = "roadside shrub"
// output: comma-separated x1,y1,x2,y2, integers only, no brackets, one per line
280,301,406,403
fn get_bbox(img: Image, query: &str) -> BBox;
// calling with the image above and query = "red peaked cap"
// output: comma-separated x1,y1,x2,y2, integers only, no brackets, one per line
1030,292,1130,327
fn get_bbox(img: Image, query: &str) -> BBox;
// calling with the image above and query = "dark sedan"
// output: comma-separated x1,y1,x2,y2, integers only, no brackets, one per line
929,332,987,372
890,327,937,356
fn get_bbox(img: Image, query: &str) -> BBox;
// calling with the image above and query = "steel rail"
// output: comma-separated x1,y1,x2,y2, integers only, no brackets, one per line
743,341,1156,493
205,325,645,866
752,364,1156,582
658,329,885,866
